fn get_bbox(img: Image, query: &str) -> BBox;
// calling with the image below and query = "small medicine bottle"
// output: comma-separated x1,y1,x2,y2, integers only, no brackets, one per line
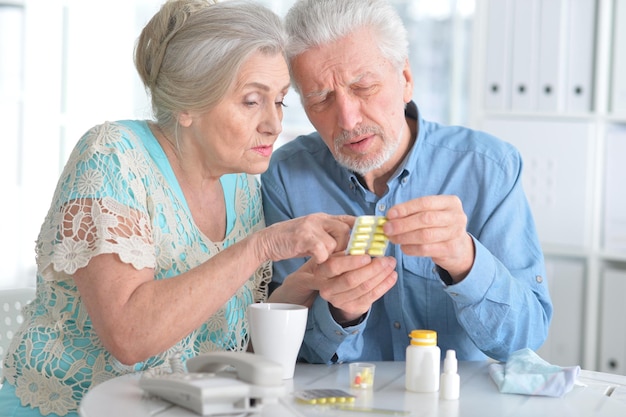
405,329,441,393
440,349,460,400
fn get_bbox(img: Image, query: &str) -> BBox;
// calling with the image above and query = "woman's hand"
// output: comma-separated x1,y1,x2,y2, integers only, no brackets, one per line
73,213,353,365
255,213,354,263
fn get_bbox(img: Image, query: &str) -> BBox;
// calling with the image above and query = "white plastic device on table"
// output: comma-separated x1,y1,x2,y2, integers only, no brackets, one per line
139,351,284,416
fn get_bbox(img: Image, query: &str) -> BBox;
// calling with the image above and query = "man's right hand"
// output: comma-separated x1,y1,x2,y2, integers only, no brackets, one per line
309,253,397,324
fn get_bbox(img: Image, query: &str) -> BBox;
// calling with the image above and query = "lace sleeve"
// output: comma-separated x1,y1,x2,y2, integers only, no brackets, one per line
36,122,156,280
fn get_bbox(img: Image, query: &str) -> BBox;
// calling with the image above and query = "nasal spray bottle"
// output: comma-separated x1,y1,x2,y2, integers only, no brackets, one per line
440,349,460,400
405,329,440,392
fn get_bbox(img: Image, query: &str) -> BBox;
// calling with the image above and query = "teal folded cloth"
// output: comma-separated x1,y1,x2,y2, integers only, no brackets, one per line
489,348,581,397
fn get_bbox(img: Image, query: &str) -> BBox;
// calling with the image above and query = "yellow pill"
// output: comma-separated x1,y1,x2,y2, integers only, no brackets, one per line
349,248,366,255
351,241,367,248
368,248,384,256
358,216,376,225
361,369,373,383
356,225,373,233
297,398,316,404
370,241,386,249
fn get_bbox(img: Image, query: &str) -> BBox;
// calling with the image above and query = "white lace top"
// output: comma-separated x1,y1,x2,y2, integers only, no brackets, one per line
2,120,271,416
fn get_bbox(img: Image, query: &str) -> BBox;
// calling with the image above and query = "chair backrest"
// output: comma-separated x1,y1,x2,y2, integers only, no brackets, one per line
0,287,36,378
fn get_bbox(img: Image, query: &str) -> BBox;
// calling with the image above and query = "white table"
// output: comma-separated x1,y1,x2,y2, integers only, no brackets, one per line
80,361,626,417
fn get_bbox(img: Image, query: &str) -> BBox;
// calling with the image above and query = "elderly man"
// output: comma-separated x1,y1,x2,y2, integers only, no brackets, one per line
262,0,552,364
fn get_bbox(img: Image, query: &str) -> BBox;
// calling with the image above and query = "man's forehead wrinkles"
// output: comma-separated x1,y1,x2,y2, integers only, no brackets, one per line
303,72,368,98
305,89,331,99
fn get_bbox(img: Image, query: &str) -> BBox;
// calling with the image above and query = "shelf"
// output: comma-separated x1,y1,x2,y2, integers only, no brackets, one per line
605,115,626,123
478,112,626,125
478,111,598,122
599,253,626,264
540,245,591,259
471,0,621,372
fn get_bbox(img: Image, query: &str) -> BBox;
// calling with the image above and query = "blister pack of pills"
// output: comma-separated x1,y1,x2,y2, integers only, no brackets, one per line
294,389,356,405
346,215,389,257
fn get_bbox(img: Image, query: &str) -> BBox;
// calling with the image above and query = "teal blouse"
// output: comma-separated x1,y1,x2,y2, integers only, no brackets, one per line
2,120,271,416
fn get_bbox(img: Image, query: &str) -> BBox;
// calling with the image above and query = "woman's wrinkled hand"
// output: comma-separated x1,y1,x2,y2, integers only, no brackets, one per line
257,213,355,264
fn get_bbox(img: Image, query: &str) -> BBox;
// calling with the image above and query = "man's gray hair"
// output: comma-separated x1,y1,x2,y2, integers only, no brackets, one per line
284,0,408,73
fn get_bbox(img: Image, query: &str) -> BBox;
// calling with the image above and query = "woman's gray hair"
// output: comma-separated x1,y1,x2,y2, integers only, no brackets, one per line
135,0,287,129
284,0,408,86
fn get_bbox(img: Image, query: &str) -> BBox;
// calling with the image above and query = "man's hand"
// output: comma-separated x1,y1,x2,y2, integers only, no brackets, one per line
384,195,475,283
271,252,397,325
315,253,397,324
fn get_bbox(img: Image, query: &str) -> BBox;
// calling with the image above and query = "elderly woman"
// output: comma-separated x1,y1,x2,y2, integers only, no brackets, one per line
0,1,352,416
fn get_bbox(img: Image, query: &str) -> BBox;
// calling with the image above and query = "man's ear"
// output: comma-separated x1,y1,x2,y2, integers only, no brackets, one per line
402,58,414,104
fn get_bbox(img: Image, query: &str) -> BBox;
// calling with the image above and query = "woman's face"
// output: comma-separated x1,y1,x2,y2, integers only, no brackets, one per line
183,51,291,176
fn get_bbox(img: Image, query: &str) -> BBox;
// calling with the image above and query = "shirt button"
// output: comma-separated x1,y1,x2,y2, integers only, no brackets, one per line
449,292,459,297
351,330,359,335
378,203,386,212
393,321,401,329
335,330,343,336
536,275,543,283
402,177,408,184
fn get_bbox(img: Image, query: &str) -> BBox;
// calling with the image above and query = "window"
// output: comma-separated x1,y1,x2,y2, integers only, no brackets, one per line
0,2,26,288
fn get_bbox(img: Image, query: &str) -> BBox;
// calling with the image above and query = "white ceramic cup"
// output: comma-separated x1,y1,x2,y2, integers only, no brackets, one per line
247,302,308,379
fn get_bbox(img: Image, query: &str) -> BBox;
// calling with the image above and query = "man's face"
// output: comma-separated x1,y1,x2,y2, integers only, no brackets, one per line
291,27,413,176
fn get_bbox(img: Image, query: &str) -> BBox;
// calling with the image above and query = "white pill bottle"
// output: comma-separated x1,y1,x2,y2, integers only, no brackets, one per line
405,329,441,392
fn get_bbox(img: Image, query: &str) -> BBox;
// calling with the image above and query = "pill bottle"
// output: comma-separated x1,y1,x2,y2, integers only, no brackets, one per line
405,329,441,392
440,349,460,400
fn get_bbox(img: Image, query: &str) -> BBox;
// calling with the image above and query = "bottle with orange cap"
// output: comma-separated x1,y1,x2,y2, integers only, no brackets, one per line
405,329,441,393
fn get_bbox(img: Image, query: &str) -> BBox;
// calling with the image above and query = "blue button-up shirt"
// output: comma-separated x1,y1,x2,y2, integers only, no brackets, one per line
261,102,552,363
